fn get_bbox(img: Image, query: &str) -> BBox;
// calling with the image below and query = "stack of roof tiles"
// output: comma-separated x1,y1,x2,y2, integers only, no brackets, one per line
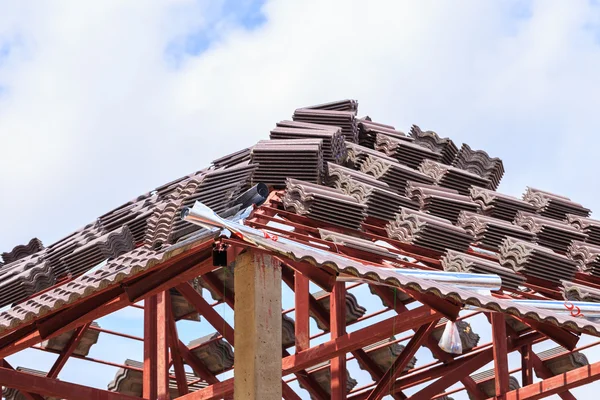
96,193,160,244
41,321,101,356
469,186,537,221
513,211,587,253
188,333,235,375
561,281,600,302
347,145,434,192
45,222,104,279
419,159,491,195
468,369,520,400
375,133,442,169
168,162,257,241
270,123,346,166
293,108,358,143
283,178,367,229
211,147,252,169
251,139,323,187
60,226,134,277
499,238,578,283
357,119,412,149
386,208,473,253
409,125,458,165
567,215,600,246
0,251,55,308
453,144,505,190
1,238,44,264
441,249,525,290
567,241,600,276
327,163,418,221
536,346,589,377
523,187,591,220
107,359,207,397
360,338,417,374
407,182,480,224
302,98,358,112
311,290,367,331
457,211,536,249
301,361,358,400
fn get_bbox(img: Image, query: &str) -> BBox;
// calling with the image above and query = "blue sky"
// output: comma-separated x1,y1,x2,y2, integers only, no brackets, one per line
2,0,600,399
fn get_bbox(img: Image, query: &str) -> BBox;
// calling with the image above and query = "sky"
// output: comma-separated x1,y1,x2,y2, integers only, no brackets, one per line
2,0,600,398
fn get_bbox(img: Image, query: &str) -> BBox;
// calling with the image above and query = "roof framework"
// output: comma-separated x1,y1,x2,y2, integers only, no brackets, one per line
1,99,600,399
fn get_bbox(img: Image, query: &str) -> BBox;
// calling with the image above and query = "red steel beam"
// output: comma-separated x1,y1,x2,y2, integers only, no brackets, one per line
521,344,533,387
331,281,347,399
185,306,441,400
167,293,188,397
366,319,438,400
514,316,580,350
47,322,91,379
294,270,310,352
157,291,169,400
176,282,235,344
496,359,600,400
0,253,216,359
0,365,143,400
491,312,509,398
143,295,158,400
178,339,219,385
370,285,486,400
408,349,494,400
1,360,44,400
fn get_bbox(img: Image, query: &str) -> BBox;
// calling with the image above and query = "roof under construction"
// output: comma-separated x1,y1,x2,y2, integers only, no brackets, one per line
1,98,600,400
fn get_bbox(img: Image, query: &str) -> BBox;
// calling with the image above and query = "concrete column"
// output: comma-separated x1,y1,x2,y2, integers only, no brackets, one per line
234,251,282,400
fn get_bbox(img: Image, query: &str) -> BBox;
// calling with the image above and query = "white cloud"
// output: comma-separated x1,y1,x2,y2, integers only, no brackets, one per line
2,0,600,398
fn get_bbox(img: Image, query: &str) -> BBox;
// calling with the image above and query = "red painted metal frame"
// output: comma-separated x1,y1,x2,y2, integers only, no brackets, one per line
2,195,600,400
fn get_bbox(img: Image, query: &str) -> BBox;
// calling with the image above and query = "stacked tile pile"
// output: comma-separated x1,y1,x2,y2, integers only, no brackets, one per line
409,124,458,165
357,118,412,149
327,163,418,221
561,281,600,302
345,142,396,170
356,151,435,192
513,211,587,253
97,194,160,244
301,361,358,400
567,241,600,276
45,223,105,279
469,369,520,400
457,211,536,249
523,187,591,220
375,133,442,169
360,339,417,374
283,178,367,229
0,252,56,308
453,144,505,190
536,346,589,377
211,147,252,169
499,237,578,283
470,186,537,222
251,139,323,186
188,333,235,375
61,226,134,277
311,290,367,331
1,238,44,264
419,159,491,195
566,215,600,246
441,249,525,290
270,125,345,166
303,98,358,112
293,108,358,143
407,182,480,224
172,162,257,241
386,208,473,252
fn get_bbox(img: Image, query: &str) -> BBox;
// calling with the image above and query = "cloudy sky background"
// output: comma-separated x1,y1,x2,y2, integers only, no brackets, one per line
2,0,600,398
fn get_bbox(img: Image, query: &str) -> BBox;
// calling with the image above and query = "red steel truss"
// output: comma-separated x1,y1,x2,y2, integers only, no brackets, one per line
0,193,600,399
